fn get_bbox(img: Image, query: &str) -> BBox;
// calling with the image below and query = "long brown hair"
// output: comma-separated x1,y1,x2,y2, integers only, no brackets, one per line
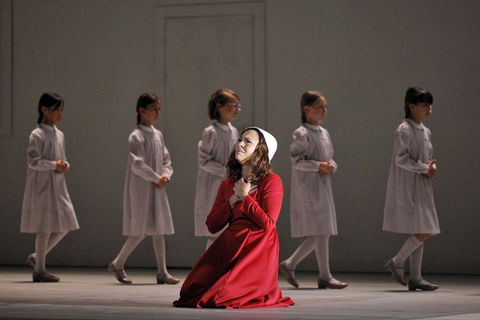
226,128,272,184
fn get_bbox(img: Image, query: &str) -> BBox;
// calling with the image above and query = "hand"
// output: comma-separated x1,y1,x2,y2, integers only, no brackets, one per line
229,194,241,209
154,175,169,188
233,178,251,201
423,159,437,179
318,161,335,175
54,160,67,173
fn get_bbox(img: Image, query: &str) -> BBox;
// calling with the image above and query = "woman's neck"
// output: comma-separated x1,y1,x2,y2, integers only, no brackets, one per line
409,116,422,124
306,119,321,126
42,119,54,127
140,121,152,127
241,165,252,180
218,117,230,126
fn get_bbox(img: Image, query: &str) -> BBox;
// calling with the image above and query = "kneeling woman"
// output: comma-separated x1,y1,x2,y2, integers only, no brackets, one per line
174,127,294,309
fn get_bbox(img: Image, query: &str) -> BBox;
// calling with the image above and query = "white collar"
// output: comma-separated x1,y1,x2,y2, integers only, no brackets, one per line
39,124,56,132
214,121,231,132
138,125,155,133
406,118,424,130
303,123,322,131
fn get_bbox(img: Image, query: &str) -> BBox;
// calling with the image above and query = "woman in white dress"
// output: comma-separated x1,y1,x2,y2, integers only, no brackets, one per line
194,89,240,250
384,87,440,291
21,92,79,282
280,91,347,289
108,93,178,285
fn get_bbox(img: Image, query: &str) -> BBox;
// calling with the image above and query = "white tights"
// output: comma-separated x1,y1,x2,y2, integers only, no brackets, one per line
34,232,68,274
285,235,332,280
113,235,168,276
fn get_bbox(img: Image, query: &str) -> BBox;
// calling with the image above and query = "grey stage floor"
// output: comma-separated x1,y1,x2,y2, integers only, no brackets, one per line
0,267,479,320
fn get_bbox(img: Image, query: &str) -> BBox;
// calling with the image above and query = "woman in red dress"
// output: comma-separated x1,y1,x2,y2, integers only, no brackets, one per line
173,127,294,309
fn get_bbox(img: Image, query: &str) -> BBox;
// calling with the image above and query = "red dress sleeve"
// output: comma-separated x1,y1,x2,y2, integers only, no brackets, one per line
206,179,234,234
237,173,283,231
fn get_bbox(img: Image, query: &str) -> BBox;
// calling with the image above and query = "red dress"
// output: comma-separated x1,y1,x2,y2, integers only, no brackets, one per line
173,173,294,309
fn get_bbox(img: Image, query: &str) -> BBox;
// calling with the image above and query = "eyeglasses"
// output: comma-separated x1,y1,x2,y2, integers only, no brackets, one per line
227,103,242,110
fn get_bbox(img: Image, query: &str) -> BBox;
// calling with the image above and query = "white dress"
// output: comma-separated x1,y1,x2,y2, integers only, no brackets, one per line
194,122,238,236
21,124,79,234
383,119,440,234
290,123,338,237
123,125,175,236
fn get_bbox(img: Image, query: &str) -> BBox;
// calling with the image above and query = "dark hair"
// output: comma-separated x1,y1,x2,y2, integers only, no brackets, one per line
208,89,239,120
226,128,272,185
37,92,64,124
404,87,433,119
300,91,325,123
136,93,161,125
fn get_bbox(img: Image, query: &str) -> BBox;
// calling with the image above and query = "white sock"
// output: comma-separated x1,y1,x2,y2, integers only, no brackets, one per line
409,243,424,283
393,235,422,267
315,235,332,280
35,233,50,274
33,232,68,260
153,235,167,277
206,238,215,251
113,235,145,270
285,236,316,272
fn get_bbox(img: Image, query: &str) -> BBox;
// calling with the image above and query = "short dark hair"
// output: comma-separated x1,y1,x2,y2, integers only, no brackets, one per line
136,93,160,125
404,87,433,119
208,89,239,120
300,91,325,123
37,92,64,124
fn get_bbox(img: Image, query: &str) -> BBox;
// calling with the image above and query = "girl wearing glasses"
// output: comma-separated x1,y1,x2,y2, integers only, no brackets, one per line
194,89,240,250
108,93,179,285
383,87,440,291
21,92,79,282
280,91,347,289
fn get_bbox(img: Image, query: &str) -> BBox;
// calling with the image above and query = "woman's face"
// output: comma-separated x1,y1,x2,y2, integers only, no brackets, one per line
304,97,327,124
235,129,260,164
410,102,432,121
218,94,240,121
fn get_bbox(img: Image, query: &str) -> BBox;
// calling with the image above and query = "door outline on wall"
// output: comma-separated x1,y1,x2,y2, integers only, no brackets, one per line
155,2,266,135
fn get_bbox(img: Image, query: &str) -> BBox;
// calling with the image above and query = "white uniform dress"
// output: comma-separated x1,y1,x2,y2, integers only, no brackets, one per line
123,125,174,236
290,123,338,237
21,124,79,234
383,119,440,234
194,122,238,236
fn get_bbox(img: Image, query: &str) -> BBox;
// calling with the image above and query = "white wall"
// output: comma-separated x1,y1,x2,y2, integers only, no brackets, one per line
1,0,479,274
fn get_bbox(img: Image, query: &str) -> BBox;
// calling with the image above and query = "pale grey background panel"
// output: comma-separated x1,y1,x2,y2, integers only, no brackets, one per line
0,0,479,274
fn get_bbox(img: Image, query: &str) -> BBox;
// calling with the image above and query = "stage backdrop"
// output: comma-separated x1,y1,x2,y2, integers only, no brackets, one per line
0,0,479,275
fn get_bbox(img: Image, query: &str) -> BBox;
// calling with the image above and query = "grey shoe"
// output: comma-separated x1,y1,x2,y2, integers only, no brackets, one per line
157,273,180,284
33,271,59,283
108,262,132,284
318,277,348,289
385,258,406,286
279,261,298,288
408,279,439,291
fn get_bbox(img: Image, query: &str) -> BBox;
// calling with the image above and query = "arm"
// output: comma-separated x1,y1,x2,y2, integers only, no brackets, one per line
129,133,161,183
290,129,321,172
206,180,233,234
326,131,338,173
198,127,227,177
237,174,283,231
160,132,173,181
27,131,57,171
394,127,429,174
